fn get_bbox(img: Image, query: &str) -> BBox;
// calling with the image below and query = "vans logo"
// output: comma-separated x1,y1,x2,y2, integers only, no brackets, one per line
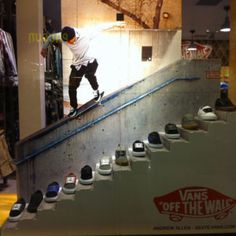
153,187,236,222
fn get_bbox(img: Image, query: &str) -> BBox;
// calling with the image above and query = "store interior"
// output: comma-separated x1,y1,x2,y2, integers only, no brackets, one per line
1,0,236,235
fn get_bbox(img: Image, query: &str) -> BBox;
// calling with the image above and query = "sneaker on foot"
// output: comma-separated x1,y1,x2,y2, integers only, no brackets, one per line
68,107,78,117
93,90,104,103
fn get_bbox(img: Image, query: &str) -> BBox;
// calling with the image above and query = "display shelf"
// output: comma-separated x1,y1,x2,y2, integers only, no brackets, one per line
159,131,189,151
3,110,236,236
127,147,150,174
215,110,236,123
196,118,227,132
177,125,207,141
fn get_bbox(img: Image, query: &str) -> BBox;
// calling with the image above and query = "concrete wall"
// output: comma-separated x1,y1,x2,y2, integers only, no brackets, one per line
63,30,181,104
15,59,221,200
3,110,236,236
61,0,182,105
61,0,182,30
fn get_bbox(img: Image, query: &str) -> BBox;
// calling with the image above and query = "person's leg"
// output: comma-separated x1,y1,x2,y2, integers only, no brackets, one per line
69,65,85,109
85,59,99,91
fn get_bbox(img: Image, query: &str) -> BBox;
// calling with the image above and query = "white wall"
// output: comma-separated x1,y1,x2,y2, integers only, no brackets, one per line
63,29,181,105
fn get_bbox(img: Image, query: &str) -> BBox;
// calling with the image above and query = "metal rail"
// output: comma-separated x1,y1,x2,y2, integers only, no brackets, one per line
15,77,199,165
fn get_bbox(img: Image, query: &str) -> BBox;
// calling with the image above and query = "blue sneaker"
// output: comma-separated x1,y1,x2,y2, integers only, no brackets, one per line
44,182,60,202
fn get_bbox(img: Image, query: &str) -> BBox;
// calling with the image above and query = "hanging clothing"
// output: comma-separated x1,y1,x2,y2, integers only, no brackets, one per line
0,28,18,84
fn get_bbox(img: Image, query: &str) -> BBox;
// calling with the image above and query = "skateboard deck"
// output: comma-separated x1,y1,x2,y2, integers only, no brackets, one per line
71,91,104,119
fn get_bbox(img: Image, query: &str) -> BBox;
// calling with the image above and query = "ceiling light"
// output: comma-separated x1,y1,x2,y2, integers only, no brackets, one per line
220,6,231,32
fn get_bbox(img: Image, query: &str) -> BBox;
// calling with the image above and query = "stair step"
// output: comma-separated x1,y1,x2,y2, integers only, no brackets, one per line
143,140,169,160
127,148,150,173
196,118,227,132
177,125,207,141
159,131,188,151
58,190,76,201
93,170,113,190
215,110,236,123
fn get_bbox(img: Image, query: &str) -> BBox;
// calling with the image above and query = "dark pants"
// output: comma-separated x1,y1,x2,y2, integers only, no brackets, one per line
69,59,99,109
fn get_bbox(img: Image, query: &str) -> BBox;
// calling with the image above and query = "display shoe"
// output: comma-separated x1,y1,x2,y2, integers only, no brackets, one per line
115,145,129,166
215,97,236,112
80,165,94,185
62,173,77,194
181,113,199,130
27,190,43,213
148,131,163,148
8,198,26,222
132,140,146,157
197,106,217,121
165,123,180,139
44,182,60,202
98,157,112,175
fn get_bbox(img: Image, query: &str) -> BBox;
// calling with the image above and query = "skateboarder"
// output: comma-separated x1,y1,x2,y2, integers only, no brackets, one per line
41,22,125,117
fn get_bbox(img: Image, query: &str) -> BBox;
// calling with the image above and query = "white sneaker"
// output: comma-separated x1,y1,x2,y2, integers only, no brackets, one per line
98,157,112,175
197,106,217,121
93,90,100,101
68,107,78,117
93,90,104,103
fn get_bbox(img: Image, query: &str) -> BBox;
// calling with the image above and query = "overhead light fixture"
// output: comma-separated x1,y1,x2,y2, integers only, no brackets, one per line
187,30,197,51
220,5,230,32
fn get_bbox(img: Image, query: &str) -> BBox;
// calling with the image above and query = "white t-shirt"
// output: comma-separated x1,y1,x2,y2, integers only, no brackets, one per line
43,23,116,68
43,28,94,68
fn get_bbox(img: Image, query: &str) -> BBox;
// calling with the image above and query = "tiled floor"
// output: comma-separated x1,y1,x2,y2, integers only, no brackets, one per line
0,174,17,228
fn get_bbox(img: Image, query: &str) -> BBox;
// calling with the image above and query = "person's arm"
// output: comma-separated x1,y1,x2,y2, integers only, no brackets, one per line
41,32,61,58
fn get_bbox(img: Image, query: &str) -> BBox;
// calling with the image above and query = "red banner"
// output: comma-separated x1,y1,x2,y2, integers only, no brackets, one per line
154,186,236,222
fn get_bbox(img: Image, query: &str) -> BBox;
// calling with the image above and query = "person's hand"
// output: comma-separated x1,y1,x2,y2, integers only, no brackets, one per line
41,48,47,58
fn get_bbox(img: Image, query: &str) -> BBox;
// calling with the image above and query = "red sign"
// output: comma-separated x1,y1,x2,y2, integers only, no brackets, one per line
153,187,236,222
206,71,221,79
182,41,212,59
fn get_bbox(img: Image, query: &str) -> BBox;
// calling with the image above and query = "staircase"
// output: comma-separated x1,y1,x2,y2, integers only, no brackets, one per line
2,110,236,235
15,59,221,201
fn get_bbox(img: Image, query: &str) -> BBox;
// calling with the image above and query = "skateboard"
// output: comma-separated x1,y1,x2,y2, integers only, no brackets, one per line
71,91,104,119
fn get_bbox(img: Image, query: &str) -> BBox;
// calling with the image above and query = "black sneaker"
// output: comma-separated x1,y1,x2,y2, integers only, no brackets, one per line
148,132,163,148
165,123,180,139
68,107,78,117
8,198,26,222
215,97,236,111
132,140,146,157
79,165,93,185
27,190,43,213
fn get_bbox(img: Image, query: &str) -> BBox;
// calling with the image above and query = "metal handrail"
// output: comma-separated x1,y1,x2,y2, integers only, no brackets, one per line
15,76,199,165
